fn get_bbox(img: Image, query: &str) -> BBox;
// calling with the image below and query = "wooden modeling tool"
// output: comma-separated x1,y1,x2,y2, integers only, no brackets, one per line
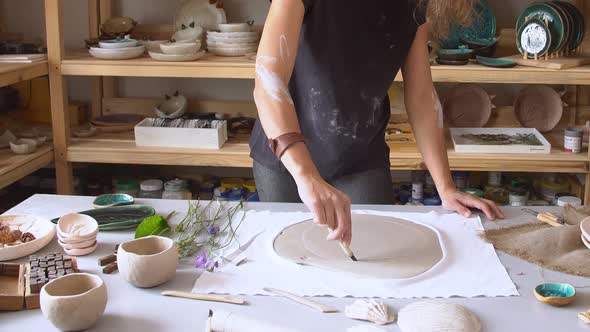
263,287,338,313
207,309,213,332
98,245,119,274
522,208,564,227
328,227,357,261
161,291,246,305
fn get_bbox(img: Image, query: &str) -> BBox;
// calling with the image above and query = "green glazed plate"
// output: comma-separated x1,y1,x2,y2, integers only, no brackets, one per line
517,18,552,58
436,48,474,61
93,194,135,208
555,1,585,51
476,56,516,68
516,2,564,53
439,0,496,49
435,57,469,66
548,1,571,53
51,205,156,231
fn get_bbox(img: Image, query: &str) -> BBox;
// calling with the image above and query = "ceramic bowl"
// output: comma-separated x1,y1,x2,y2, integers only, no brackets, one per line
0,130,16,148
117,236,178,288
40,273,107,331
63,241,98,256
58,237,96,250
534,283,576,306
141,40,168,53
73,126,99,138
476,56,516,68
208,46,258,57
89,45,145,60
218,23,250,33
160,41,200,55
581,217,590,243
101,16,137,35
155,94,188,119
436,48,474,61
149,50,206,62
10,138,37,154
514,85,563,133
93,193,135,209
99,39,139,49
57,213,99,242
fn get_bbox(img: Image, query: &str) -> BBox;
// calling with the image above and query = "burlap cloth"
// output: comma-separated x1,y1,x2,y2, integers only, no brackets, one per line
481,205,590,277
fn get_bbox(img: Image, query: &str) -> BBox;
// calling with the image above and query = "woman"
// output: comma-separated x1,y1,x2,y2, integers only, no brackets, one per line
250,0,504,246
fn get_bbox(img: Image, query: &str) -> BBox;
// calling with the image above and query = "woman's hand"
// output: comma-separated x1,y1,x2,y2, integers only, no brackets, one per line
440,189,505,221
294,172,353,246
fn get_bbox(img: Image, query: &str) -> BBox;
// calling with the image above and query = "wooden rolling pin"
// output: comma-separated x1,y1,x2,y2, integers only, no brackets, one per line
522,208,564,227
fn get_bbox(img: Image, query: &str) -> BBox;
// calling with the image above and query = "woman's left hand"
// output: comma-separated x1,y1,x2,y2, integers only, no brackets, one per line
440,189,505,221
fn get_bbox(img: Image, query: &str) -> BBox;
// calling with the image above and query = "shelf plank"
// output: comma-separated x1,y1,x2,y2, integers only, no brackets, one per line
0,145,54,189
0,61,48,88
60,51,590,84
66,133,588,173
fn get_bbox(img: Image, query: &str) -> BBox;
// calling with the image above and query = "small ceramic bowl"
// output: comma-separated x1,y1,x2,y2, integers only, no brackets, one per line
93,193,135,209
160,41,200,55
10,138,38,155
218,23,250,33
172,26,204,42
57,213,99,242
155,94,188,119
117,236,178,288
58,237,96,250
40,273,107,331
534,283,576,306
581,217,590,242
436,48,474,61
63,241,98,256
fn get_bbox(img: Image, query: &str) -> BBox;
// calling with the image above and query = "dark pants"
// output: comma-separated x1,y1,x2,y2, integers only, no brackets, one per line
253,161,393,204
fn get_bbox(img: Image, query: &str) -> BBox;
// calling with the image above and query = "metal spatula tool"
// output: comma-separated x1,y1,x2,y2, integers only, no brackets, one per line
222,230,265,264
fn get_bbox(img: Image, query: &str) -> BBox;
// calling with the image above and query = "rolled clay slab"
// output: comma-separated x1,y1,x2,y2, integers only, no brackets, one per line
273,214,444,279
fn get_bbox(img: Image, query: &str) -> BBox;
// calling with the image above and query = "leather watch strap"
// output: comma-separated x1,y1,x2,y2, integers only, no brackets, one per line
268,132,306,160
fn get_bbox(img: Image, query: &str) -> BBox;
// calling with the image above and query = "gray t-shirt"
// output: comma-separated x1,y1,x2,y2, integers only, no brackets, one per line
250,0,426,181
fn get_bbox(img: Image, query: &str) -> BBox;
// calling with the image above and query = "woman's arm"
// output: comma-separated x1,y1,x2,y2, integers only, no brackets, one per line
255,0,352,244
401,24,504,220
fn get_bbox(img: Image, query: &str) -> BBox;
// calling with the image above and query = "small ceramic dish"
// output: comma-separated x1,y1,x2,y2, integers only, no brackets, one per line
57,213,99,241
207,31,260,39
57,231,96,245
101,16,137,35
99,38,139,49
58,237,96,250
0,214,56,261
93,193,135,209
208,46,258,57
207,40,258,49
63,241,98,256
218,23,250,33
517,18,552,58
10,138,37,155
172,26,204,42
149,50,206,62
436,48,474,61
160,41,201,55
155,93,188,119
89,45,145,60
514,85,563,132
207,34,260,44
141,40,168,53
117,236,178,288
92,113,144,127
581,217,590,244
40,273,107,331
534,283,576,306
461,37,497,48
0,130,17,148
435,58,469,66
476,56,517,68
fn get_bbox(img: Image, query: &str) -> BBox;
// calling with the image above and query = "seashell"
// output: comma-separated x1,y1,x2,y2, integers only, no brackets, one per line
397,301,481,332
579,311,590,324
345,299,395,325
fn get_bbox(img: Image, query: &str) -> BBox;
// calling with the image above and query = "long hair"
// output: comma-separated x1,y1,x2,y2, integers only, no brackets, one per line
421,0,476,38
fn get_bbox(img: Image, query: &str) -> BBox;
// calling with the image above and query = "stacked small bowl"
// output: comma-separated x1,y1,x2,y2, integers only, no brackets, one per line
57,213,99,256
581,217,590,250
89,38,145,60
207,23,260,57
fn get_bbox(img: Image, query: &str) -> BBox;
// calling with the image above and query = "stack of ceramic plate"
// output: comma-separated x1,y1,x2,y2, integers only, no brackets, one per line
149,40,206,62
207,23,260,57
57,213,99,256
581,217,590,250
516,1,586,58
89,38,145,60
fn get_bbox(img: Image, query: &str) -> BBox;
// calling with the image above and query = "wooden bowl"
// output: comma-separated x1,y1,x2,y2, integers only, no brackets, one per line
443,84,494,127
534,283,576,306
514,85,564,133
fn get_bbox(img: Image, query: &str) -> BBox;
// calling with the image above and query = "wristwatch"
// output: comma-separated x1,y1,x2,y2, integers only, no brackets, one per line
268,132,306,160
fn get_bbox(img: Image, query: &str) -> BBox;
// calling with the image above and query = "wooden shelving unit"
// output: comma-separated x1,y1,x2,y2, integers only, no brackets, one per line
0,61,52,190
44,0,590,203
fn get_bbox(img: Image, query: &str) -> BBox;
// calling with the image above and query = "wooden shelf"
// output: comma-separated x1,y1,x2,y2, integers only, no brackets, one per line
0,145,54,189
60,50,590,84
66,132,588,173
0,61,48,88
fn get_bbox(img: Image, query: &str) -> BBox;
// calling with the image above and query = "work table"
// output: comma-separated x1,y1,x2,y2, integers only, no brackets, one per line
1,194,589,332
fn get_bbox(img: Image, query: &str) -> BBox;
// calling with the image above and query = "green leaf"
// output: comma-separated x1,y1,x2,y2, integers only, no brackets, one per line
135,215,171,239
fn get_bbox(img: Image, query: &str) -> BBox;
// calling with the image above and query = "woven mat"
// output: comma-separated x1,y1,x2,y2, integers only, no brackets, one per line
481,205,590,277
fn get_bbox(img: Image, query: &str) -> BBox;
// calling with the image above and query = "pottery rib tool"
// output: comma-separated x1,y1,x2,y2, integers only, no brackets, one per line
263,287,338,313
161,291,246,305
328,227,358,261
522,208,564,227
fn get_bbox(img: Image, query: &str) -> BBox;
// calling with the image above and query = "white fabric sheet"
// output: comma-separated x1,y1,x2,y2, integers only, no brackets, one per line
193,210,519,299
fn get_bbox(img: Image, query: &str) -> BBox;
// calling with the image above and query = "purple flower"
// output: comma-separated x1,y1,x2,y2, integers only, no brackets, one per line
195,252,212,269
206,260,220,273
207,225,220,235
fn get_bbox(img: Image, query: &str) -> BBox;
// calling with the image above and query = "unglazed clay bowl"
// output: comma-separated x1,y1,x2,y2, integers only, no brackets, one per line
63,241,98,256
141,40,168,53
117,236,178,288
57,213,99,243
160,41,200,55
10,138,37,154
534,283,576,306
40,273,107,331
58,237,96,250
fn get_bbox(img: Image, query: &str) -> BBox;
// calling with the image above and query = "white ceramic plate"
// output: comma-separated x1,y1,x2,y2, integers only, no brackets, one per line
218,23,250,32
99,39,139,49
208,47,258,57
174,0,227,32
149,50,206,62
207,34,259,44
89,45,145,60
63,241,98,256
207,31,260,39
207,40,258,48
0,215,56,261
581,217,590,243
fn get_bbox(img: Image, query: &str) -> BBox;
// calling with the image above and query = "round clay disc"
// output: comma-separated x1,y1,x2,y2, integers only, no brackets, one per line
443,84,493,128
273,214,444,279
514,85,563,132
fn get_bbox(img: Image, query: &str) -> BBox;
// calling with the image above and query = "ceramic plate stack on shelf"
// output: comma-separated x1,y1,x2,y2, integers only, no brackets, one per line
581,217,590,250
207,23,260,57
56,214,99,256
516,1,586,58
89,38,145,60
149,40,206,62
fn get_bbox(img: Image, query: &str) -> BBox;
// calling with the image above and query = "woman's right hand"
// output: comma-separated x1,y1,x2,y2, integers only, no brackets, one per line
294,172,353,246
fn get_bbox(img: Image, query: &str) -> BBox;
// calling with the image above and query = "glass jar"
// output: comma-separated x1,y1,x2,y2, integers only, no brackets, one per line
488,171,502,187
509,187,528,207
139,179,164,199
114,178,139,197
162,179,191,200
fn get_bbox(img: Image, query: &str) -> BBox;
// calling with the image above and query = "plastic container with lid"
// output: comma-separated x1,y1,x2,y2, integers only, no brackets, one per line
139,179,164,199
114,178,139,197
162,178,191,200
452,171,469,190
509,187,528,207
557,196,582,208
564,127,583,154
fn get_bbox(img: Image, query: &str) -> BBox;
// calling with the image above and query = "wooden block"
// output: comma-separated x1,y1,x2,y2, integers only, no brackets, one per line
0,263,25,311
102,261,118,274
98,254,116,266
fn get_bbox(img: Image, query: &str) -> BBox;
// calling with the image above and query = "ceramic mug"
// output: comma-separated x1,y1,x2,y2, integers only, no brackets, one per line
117,236,178,288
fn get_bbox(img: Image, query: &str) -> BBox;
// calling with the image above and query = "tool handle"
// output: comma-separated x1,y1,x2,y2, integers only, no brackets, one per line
538,213,563,227
328,227,352,257
161,290,245,305
263,288,338,313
